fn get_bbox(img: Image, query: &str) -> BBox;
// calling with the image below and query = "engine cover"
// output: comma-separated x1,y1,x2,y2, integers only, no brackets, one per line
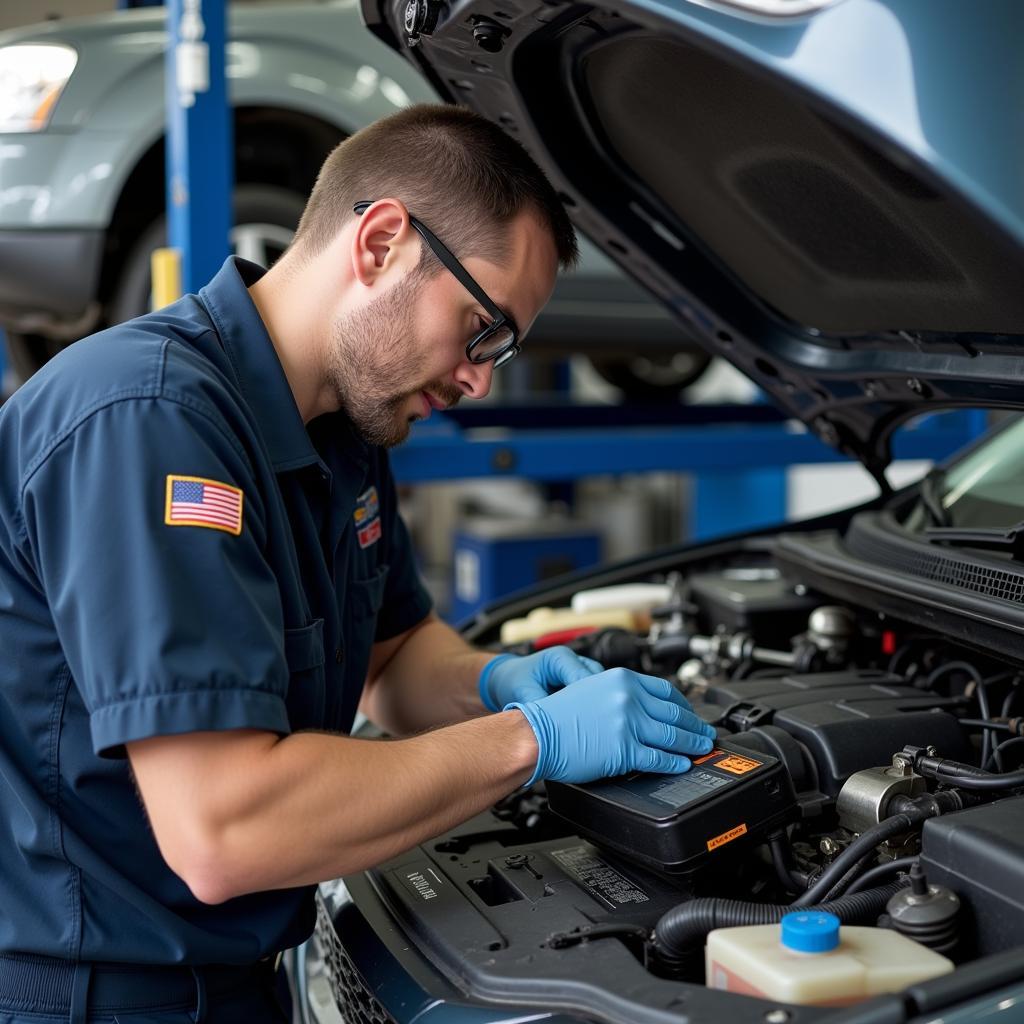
699,671,973,798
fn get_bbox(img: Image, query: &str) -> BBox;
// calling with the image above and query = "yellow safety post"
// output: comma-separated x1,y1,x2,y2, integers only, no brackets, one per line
150,247,183,310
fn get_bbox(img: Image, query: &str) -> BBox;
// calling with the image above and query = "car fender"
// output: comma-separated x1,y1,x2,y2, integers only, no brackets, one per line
0,2,436,231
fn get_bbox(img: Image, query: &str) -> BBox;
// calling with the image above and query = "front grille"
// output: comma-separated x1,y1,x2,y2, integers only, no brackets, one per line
846,516,1024,604
315,894,397,1024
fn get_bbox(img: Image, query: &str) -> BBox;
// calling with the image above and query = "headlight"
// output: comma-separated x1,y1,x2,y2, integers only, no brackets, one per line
0,44,78,133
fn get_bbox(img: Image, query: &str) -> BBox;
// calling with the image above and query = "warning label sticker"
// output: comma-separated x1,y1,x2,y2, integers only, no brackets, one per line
692,748,726,765
550,846,649,908
707,823,748,851
690,748,763,775
716,754,762,776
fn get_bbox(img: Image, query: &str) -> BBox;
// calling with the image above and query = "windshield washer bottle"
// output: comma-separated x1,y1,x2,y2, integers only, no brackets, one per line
706,911,953,1006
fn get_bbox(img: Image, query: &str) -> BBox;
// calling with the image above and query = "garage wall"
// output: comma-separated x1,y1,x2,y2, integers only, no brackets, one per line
0,0,110,32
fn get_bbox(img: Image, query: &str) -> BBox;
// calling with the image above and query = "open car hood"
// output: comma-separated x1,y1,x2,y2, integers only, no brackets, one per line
361,0,1024,476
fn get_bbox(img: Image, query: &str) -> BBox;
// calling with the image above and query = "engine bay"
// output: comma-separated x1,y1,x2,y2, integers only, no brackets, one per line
314,530,1024,1022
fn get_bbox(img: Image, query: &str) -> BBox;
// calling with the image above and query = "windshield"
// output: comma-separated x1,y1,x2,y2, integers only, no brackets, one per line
905,416,1024,533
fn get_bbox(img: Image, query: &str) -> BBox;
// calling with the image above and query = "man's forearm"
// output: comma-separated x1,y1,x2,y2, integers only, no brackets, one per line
362,616,495,733
128,710,538,904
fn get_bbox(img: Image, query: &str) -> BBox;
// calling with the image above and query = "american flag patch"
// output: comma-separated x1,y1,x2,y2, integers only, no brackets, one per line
165,475,244,535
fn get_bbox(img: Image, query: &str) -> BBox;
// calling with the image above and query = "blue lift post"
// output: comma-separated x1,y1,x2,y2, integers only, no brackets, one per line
164,0,233,294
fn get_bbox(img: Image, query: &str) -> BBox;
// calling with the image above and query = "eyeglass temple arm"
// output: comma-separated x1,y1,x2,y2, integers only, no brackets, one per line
352,201,506,324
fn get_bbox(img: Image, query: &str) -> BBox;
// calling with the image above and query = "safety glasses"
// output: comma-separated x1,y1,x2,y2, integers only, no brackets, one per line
354,201,520,367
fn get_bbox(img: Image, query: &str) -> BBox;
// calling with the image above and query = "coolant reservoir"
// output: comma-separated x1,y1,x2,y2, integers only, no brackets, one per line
706,912,953,1006
499,606,637,644
570,583,672,615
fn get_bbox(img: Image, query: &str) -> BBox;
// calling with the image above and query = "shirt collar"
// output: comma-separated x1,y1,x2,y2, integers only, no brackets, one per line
199,256,320,472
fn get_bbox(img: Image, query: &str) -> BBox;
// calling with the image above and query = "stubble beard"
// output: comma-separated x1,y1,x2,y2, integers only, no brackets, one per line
326,271,459,448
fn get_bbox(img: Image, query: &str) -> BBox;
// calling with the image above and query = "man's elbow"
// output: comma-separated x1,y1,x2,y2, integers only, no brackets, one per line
127,730,280,904
156,826,243,905
181,863,239,906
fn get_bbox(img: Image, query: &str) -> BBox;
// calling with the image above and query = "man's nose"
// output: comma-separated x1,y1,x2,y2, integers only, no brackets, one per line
454,357,494,400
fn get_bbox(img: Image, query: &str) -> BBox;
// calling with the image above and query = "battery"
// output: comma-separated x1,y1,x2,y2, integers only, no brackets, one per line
546,739,798,875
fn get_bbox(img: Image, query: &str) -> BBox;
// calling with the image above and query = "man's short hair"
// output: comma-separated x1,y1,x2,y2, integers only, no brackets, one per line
291,103,578,271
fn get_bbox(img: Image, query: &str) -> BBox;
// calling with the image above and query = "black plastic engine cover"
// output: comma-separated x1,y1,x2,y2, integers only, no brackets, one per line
920,796,1024,960
699,671,973,797
701,669,973,713
688,569,818,637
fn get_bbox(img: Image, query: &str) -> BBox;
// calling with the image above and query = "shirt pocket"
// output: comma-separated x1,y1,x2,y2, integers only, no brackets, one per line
283,617,326,730
350,564,389,623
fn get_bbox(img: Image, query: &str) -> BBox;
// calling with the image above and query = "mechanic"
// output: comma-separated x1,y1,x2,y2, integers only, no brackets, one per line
0,104,716,1024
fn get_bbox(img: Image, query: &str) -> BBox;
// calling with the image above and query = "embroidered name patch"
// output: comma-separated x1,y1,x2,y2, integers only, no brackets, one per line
165,475,244,535
355,486,381,548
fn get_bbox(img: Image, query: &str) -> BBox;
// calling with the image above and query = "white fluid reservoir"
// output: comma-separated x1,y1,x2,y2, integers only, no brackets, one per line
706,911,953,1007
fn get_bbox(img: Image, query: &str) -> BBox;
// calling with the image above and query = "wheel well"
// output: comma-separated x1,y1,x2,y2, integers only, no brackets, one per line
98,107,346,314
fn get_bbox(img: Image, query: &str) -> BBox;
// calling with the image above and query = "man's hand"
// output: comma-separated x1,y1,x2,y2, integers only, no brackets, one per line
479,647,604,711
508,668,716,784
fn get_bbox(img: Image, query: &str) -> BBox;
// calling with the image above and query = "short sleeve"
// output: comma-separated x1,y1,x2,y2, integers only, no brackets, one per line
372,455,433,642
19,395,291,757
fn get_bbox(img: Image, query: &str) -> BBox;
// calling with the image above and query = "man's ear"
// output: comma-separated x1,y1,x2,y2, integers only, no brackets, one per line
351,199,415,286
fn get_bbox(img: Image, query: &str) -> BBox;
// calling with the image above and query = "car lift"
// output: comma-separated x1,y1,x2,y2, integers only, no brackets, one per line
392,406,987,541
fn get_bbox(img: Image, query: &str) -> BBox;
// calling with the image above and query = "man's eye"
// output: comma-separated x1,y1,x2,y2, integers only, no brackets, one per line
474,315,490,334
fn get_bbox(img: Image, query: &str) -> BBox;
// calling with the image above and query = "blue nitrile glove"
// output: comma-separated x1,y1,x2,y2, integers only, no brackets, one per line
478,648,605,712
508,668,717,786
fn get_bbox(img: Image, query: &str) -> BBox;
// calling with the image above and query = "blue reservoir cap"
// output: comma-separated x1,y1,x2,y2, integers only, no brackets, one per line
780,911,840,953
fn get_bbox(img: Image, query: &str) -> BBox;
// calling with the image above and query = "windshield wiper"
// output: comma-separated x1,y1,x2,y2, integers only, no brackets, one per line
925,522,1024,556
918,467,949,528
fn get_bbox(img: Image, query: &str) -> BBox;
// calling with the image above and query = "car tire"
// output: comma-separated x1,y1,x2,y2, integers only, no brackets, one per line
107,183,307,327
587,346,713,402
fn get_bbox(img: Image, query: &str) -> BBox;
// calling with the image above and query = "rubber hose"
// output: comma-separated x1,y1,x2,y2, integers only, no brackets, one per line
653,879,906,970
768,833,806,893
796,810,930,906
930,767,1024,790
844,856,919,896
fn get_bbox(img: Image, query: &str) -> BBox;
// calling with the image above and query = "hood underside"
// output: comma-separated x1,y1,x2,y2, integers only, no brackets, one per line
362,0,1024,475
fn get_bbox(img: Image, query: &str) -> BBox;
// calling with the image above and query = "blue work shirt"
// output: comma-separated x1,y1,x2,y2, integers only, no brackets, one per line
0,257,433,965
